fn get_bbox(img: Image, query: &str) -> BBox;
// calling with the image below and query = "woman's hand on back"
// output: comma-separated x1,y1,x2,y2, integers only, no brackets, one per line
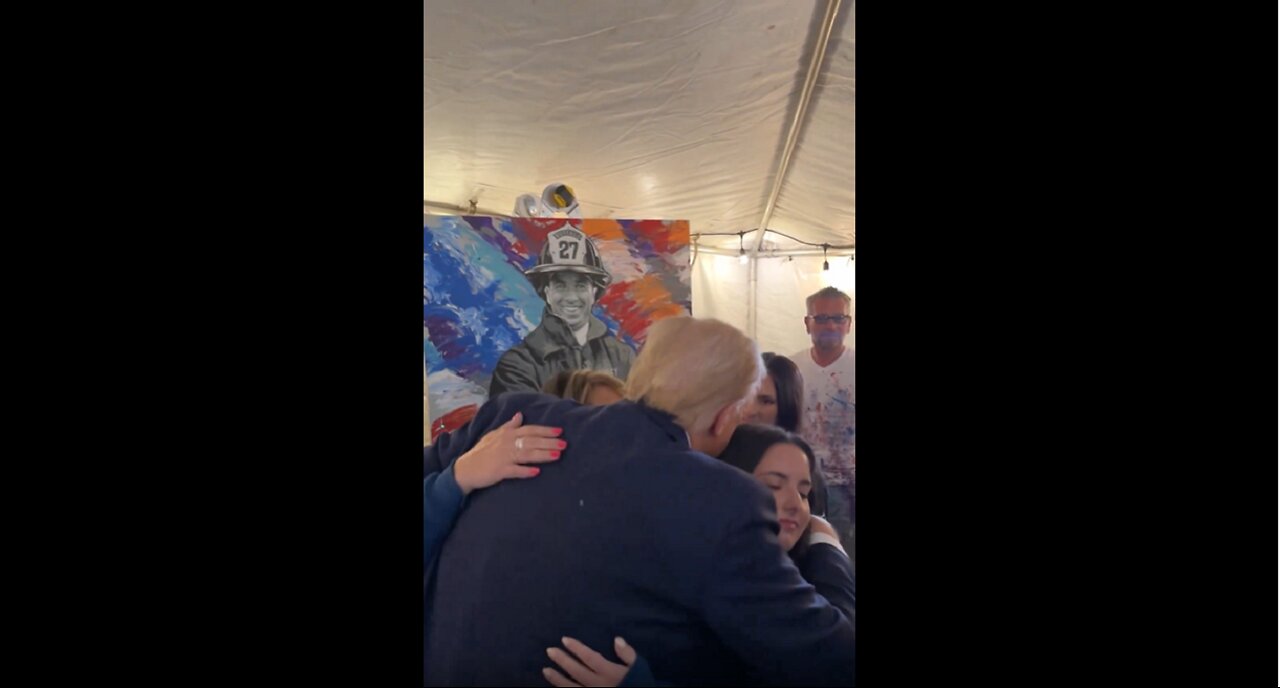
453,412,565,494
542,636,637,687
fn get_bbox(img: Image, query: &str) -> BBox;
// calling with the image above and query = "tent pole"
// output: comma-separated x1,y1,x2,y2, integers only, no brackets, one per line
746,0,841,340
748,0,842,263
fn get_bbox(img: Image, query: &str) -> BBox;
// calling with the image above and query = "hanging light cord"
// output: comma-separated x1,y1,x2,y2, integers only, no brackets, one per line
690,228,853,267
762,228,854,250
693,228,853,250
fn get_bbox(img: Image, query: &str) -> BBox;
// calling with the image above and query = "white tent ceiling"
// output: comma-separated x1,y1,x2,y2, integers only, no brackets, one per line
423,0,855,254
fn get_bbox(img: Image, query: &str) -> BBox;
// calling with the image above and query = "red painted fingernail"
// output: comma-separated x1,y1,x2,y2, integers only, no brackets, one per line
558,440,567,449
550,451,560,459
552,428,563,436
529,468,540,476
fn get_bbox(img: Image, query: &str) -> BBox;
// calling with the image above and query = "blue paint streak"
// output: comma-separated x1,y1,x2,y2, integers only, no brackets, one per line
592,309,635,350
424,335,444,371
424,217,544,378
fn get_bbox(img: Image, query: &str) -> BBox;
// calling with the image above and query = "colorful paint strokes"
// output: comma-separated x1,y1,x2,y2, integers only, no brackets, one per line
425,216,690,439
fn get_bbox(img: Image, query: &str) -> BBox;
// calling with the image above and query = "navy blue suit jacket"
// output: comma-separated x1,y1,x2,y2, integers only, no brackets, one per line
424,394,855,687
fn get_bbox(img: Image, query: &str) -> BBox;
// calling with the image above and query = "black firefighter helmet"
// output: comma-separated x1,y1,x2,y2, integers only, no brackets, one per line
525,227,611,297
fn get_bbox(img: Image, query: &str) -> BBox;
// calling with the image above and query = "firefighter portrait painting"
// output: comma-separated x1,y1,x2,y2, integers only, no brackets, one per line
488,226,635,398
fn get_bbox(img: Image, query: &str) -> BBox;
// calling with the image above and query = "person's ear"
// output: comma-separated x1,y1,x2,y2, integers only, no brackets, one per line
710,401,741,441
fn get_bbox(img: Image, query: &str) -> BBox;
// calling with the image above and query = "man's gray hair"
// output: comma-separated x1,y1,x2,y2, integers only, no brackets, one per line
805,286,852,314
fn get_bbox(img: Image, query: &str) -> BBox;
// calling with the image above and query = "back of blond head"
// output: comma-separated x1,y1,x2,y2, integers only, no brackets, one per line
624,317,763,433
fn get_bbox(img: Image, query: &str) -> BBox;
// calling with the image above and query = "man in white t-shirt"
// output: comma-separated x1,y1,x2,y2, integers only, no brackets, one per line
790,286,855,558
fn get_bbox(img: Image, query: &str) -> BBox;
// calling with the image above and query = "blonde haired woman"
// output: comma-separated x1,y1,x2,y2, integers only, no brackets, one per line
542,369,626,405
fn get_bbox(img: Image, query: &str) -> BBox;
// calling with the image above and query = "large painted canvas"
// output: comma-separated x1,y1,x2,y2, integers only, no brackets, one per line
425,216,690,440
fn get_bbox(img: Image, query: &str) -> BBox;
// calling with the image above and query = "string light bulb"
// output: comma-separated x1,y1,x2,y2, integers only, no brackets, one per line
738,231,748,265
822,244,830,271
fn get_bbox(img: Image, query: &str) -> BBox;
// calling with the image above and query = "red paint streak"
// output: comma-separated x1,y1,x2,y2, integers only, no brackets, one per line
516,218,571,249
432,404,478,442
598,274,686,345
629,220,688,255
583,219,625,242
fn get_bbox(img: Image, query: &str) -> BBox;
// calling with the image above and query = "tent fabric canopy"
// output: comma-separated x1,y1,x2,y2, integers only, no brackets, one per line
425,0,853,251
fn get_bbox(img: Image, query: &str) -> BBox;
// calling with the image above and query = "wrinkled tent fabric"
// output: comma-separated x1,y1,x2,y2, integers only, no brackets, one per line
425,0,854,350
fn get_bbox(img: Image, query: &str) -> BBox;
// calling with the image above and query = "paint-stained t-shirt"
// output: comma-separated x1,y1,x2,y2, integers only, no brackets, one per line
790,348,855,486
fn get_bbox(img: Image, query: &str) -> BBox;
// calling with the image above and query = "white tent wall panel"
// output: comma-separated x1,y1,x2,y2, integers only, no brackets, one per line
691,252,853,360
754,255,854,358
690,253,749,333
752,254,855,355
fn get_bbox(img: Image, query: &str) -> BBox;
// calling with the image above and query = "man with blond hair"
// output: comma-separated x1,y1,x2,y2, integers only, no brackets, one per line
424,316,855,687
